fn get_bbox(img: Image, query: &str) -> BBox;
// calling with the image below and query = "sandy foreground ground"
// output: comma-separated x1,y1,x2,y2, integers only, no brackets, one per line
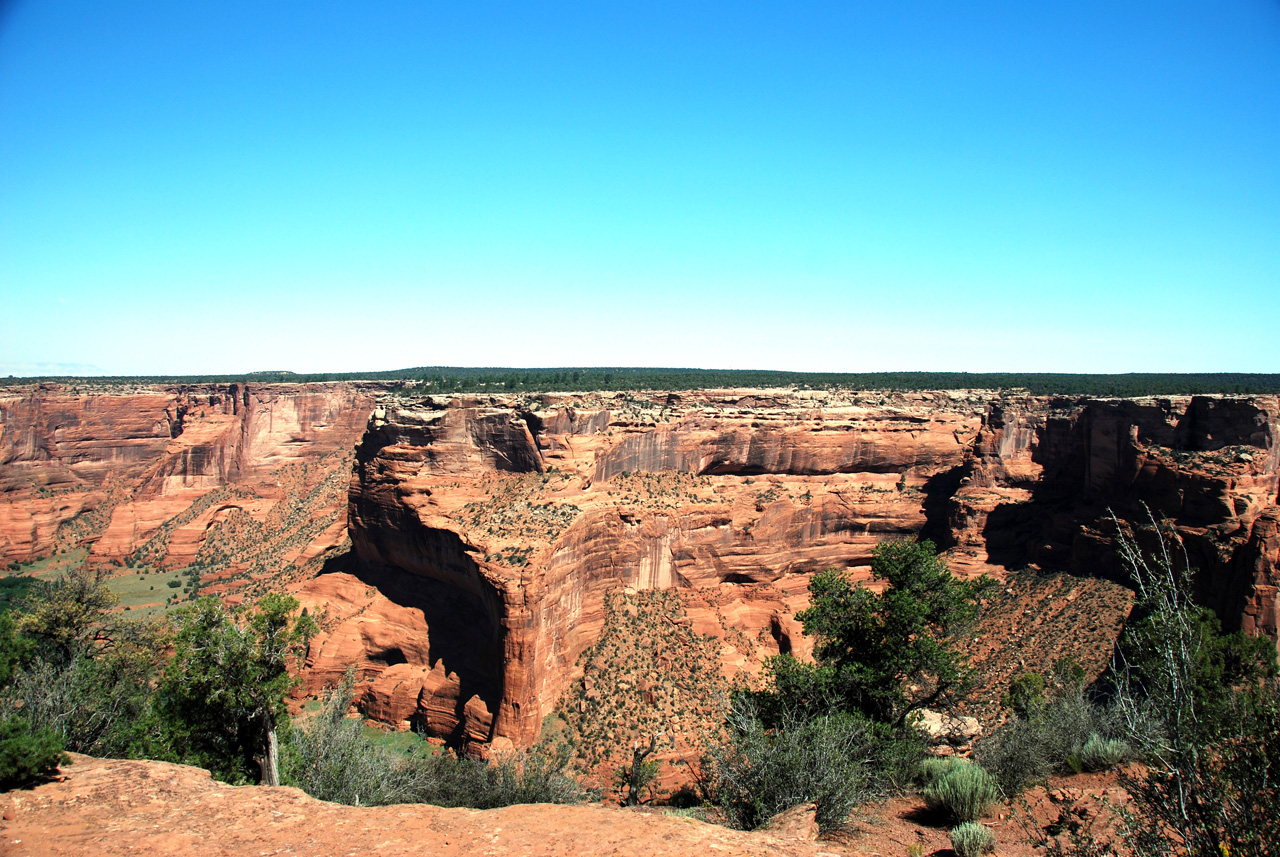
0,755,855,857
2,753,1122,856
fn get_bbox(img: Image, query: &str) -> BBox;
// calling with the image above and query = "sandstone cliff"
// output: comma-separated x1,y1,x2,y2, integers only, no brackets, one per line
318,390,1279,753
4,384,1276,762
0,382,382,596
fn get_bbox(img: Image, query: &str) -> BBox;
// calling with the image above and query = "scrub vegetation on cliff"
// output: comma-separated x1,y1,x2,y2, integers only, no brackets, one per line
556,589,733,777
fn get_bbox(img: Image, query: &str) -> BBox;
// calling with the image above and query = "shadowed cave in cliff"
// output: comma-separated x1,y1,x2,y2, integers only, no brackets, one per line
313,552,505,747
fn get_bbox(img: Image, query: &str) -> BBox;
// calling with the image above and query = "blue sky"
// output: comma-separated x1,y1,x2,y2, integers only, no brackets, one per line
2,1,1278,376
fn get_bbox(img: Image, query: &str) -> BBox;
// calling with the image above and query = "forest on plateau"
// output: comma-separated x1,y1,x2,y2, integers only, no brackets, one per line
8,368,1280,397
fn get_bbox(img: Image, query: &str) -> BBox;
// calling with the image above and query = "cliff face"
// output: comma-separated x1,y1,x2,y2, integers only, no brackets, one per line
0,382,382,595
951,395,1280,636
5,384,1276,755
326,391,1280,749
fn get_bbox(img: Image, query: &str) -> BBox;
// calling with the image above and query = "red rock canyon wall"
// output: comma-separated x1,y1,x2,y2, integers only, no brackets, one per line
332,391,1280,749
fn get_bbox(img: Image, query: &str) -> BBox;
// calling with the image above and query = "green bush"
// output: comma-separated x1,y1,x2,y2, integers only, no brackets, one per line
915,756,960,789
707,699,910,832
436,743,590,808
0,715,68,789
750,542,990,727
950,821,996,857
975,715,1052,798
1074,734,1130,772
1108,513,1279,856
920,759,997,823
1004,672,1047,718
976,682,1121,797
1,570,169,759
282,675,413,806
285,672,590,808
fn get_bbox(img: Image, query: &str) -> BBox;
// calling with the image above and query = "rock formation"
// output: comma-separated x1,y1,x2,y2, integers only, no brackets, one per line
3,383,1276,757
0,382,382,596
317,390,1279,751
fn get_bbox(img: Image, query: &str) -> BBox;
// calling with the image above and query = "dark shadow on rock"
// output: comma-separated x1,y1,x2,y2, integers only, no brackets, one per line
981,501,1046,570
314,555,504,747
919,464,968,548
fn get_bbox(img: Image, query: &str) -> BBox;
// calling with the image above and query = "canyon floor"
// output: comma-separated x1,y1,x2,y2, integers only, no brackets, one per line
1,755,1125,857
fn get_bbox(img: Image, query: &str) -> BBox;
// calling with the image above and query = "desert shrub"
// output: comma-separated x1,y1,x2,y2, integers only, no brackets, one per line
399,742,589,808
613,744,660,806
1,570,169,759
1074,734,1130,772
1005,515,1280,857
1004,672,1047,718
976,715,1054,798
976,672,1123,797
282,673,413,805
706,698,905,832
915,755,961,789
0,715,67,789
1119,681,1280,857
1106,512,1279,857
285,672,589,808
950,821,996,857
920,759,997,823
875,729,928,794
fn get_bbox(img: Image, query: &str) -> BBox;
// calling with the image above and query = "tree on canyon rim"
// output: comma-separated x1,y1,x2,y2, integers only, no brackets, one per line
158,593,317,785
751,539,991,728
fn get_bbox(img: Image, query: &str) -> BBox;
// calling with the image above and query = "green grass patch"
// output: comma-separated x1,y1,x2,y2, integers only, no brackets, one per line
6,548,90,580
106,567,191,620
361,723,437,758
1,554,195,620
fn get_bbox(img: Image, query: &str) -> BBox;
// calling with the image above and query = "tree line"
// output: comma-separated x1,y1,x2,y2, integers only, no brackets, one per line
9,368,1280,396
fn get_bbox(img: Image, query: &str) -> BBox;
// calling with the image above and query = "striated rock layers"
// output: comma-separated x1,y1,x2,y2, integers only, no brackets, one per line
321,391,1280,750
0,382,382,594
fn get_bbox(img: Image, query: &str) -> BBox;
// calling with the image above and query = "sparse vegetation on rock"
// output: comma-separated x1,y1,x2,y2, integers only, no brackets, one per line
557,589,731,778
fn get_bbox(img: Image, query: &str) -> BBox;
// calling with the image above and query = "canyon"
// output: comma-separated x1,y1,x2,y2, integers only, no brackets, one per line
0,382,384,597
2,383,1277,764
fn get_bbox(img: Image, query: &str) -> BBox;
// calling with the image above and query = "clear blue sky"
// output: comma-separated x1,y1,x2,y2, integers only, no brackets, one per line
2,1,1278,376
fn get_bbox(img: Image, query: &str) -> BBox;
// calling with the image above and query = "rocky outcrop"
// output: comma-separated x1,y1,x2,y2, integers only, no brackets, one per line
336,392,991,747
329,391,1280,750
